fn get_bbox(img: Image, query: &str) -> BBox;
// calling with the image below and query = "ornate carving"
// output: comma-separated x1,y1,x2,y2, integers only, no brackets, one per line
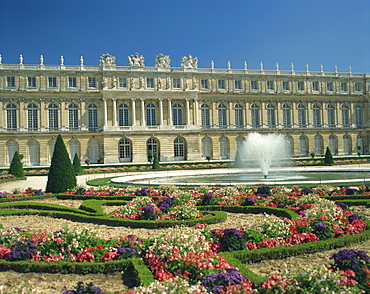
128,53,145,67
181,55,198,69
100,53,116,66
155,53,170,68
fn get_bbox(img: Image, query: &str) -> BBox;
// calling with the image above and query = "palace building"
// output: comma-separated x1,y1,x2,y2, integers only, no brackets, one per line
0,52,369,166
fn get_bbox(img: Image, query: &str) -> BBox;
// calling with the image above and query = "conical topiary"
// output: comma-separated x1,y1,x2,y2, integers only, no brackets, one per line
152,153,160,170
8,151,24,178
324,146,334,166
46,134,77,193
72,153,82,175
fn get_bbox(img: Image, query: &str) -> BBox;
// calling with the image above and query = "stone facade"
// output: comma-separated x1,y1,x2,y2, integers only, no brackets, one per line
0,53,369,166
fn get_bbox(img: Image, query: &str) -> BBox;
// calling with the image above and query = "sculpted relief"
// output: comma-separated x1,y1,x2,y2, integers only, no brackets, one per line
128,53,145,67
181,55,198,69
100,53,116,66
155,53,170,68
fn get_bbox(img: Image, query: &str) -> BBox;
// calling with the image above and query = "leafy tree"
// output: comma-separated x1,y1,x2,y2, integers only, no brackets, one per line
72,153,82,174
46,134,76,193
152,153,160,169
8,151,24,178
324,146,334,166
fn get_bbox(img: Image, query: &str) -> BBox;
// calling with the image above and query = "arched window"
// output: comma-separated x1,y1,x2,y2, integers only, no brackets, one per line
69,140,79,161
343,134,351,155
146,103,157,126
201,104,210,126
236,137,244,150
118,103,130,126
342,105,349,127
235,104,243,127
357,135,363,155
282,104,291,128
7,141,18,165
267,104,275,127
327,105,335,127
68,104,79,130
147,138,159,160
299,135,307,156
202,137,212,158
251,104,260,128
48,104,59,130
218,103,227,126
88,139,99,163
355,105,363,127
313,104,321,127
174,137,185,161
119,138,132,162
314,135,323,155
219,137,229,159
88,104,98,130
298,104,306,127
6,104,17,130
329,135,336,155
173,103,183,126
28,103,38,130
28,141,39,166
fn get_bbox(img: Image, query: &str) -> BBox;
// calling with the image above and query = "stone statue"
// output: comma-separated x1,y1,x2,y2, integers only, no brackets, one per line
181,55,198,69
193,78,197,90
130,78,135,90
334,65,338,73
244,61,247,70
167,77,172,89
102,78,108,89
211,60,214,69
276,62,279,71
80,56,84,66
100,53,116,66
140,77,144,88
305,64,309,71
113,77,117,88
19,54,23,64
291,63,295,71
260,62,263,71
40,55,44,65
320,64,324,72
348,65,352,73
155,53,170,68
128,53,145,67
0,54,2,64
227,61,231,69
185,78,189,90
157,78,162,89
60,55,64,65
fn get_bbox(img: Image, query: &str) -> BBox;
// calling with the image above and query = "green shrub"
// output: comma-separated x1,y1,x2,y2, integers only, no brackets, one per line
324,146,334,166
8,151,24,178
72,153,82,174
152,153,160,169
46,134,76,193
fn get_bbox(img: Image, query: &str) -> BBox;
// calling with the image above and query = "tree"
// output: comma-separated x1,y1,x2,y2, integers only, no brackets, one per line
152,153,160,170
46,134,76,193
72,153,82,175
324,146,334,166
8,151,24,178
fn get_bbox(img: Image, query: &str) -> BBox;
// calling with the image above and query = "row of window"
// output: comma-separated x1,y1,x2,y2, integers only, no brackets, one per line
5,102,363,130
4,76,363,92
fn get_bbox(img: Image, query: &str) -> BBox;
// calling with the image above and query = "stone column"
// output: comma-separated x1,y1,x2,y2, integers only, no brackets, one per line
141,98,145,126
159,98,163,126
112,98,117,126
168,98,172,125
131,98,136,126
186,98,190,125
322,102,328,127
194,99,199,125
292,101,298,127
245,101,250,126
103,98,108,127
229,100,234,127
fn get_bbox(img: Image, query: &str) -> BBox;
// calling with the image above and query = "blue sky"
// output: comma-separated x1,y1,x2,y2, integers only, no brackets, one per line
0,0,369,72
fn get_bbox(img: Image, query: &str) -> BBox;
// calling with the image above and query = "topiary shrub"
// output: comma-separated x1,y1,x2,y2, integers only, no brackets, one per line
46,134,76,193
324,146,334,166
72,153,82,175
152,153,160,170
8,151,24,178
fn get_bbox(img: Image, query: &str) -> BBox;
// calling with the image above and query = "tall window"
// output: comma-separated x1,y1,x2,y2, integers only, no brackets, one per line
48,104,59,130
174,138,185,160
312,104,321,127
146,78,154,88
341,82,348,92
118,103,129,126
329,135,336,155
282,104,291,127
343,135,351,155
88,77,96,88
28,77,36,87
327,82,333,91
219,137,229,159
28,104,38,130
7,141,18,165
327,105,335,127
6,104,17,130
173,103,183,126
88,139,99,163
267,104,275,127
314,135,323,155
119,78,127,88
173,78,181,88
355,105,363,126
355,83,361,92
147,138,159,158
48,77,57,88
251,104,260,127
236,137,244,150
299,135,307,156
218,104,227,126
298,104,306,127
69,140,79,161
68,104,79,129
119,138,132,162
68,77,77,88
88,104,98,130
357,135,363,155
7,77,15,87
201,79,208,89
201,104,210,126
341,104,349,126
234,80,241,90
251,81,258,90
312,81,319,91
297,81,304,91
146,103,157,126
283,81,290,91
28,141,39,166
202,137,212,158
267,81,274,90
235,104,243,127
218,79,225,89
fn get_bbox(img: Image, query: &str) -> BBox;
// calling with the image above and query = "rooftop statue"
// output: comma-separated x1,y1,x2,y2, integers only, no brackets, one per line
155,53,170,68
100,53,116,66
181,54,198,69
128,53,145,67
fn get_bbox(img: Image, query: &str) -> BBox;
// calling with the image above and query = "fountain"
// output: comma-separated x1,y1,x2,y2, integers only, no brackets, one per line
239,132,291,178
